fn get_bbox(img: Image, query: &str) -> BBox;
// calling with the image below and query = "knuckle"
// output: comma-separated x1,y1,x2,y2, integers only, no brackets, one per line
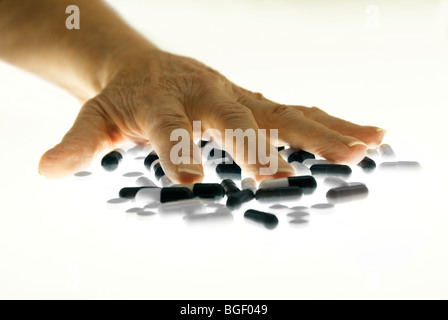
268,104,303,123
149,111,190,136
212,103,253,123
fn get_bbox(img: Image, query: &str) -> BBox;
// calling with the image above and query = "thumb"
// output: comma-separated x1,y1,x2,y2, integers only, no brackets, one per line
38,98,117,178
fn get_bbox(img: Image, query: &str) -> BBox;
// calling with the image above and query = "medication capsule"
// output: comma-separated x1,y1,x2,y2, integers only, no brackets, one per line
310,164,352,177
197,140,210,148
226,189,255,210
379,144,396,159
175,183,225,199
216,162,242,180
208,148,232,161
326,184,369,203
153,162,165,181
379,161,421,171
119,186,158,199
144,152,159,171
244,209,279,229
241,177,257,194
290,161,312,176
135,176,157,187
158,199,206,213
357,156,376,172
302,159,332,167
276,146,285,152
160,176,174,187
135,187,193,203
220,179,240,196
366,149,379,159
280,148,315,163
101,150,123,171
323,176,348,188
258,176,317,194
255,186,303,203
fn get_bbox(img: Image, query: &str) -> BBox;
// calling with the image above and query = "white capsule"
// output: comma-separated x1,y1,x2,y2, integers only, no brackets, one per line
160,176,174,187
241,177,257,193
278,148,297,161
135,188,161,203
259,178,289,189
366,149,379,159
135,176,157,187
158,199,206,213
302,159,332,167
290,162,312,175
324,177,348,188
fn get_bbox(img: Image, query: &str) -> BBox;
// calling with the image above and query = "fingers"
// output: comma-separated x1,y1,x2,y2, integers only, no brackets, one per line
39,98,118,178
248,103,369,164
292,105,386,147
198,94,295,181
142,97,204,184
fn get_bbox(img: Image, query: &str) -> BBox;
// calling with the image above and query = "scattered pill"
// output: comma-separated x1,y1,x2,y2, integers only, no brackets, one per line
241,177,257,194
226,189,255,210
302,159,332,167
280,149,315,163
160,176,174,187
258,176,317,194
153,162,165,181
221,179,241,196
255,186,303,203
119,186,158,199
276,146,285,152
144,152,159,171
323,177,348,188
310,164,352,177
101,150,123,171
244,209,279,229
379,144,396,158
135,187,193,203
123,172,144,178
135,176,157,187
326,184,369,203
357,157,376,172
290,161,312,176
74,171,92,177
208,148,232,161
198,140,210,148
216,162,242,180
175,183,225,199
366,149,379,159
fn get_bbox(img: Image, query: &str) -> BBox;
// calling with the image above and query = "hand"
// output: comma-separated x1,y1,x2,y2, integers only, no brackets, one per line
38,48,385,183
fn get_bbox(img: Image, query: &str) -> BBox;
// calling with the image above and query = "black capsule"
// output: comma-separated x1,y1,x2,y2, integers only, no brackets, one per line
326,184,369,203
192,183,225,199
276,146,285,152
220,179,240,196
144,152,159,171
357,156,376,172
216,163,242,180
119,186,158,199
160,187,194,203
207,148,232,160
244,209,279,229
226,189,255,210
288,150,315,163
310,164,352,177
288,176,317,194
101,150,123,171
255,186,303,203
198,140,210,148
153,162,165,180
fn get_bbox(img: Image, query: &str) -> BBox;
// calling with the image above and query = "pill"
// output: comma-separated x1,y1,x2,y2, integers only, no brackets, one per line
323,176,348,187
122,172,144,178
158,199,206,213
135,187,193,203
255,186,303,203
311,203,335,210
326,184,369,203
175,183,225,199
357,157,376,172
366,149,379,159
153,162,166,181
198,140,210,148
220,179,241,196
290,161,312,176
74,171,92,177
226,189,255,210
216,162,242,180
160,176,174,187
208,148,232,160
241,177,257,194
287,212,309,218
119,186,158,199
258,176,317,194
244,209,279,229
302,159,332,167
276,146,285,152
144,152,159,171
379,161,421,171
310,164,352,177
101,150,123,171
135,176,157,187
280,149,315,163
379,144,395,158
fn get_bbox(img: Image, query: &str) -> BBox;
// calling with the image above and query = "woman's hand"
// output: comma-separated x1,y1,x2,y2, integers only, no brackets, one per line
38,48,386,183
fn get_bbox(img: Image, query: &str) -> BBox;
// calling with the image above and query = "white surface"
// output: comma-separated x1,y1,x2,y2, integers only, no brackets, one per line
0,0,447,299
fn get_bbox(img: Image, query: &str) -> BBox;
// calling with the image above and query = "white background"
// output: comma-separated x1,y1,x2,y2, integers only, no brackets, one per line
0,0,447,299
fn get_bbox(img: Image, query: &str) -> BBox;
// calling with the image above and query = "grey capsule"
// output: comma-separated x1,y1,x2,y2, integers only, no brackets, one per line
379,144,396,159
326,184,368,203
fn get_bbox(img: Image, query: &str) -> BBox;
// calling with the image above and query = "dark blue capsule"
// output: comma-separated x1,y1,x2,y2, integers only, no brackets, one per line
226,189,255,210
326,184,368,203
310,164,352,177
119,186,158,199
244,209,279,229
220,179,240,196
255,186,303,203
192,183,225,199
357,156,376,172
288,150,315,163
101,150,123,171
216,163,242,180
144,152,159,171
153,162,165,180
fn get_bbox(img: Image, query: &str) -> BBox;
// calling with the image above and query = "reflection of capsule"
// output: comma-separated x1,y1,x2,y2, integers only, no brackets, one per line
259,176,317,194
244,209,279,229
379,144,395,159
310,164,352,177
357,156,376,172
326,184,369,203
255,186,303,203
379,161,421,171
101,150,123,171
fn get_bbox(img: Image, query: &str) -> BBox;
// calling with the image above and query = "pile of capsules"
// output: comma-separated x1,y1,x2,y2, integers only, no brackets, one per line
75,140,420,229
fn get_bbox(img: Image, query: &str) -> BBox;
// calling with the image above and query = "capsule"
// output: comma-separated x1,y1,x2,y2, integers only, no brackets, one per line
302,159,332,167
255,186,303,203
216,162,242,180
323,176,348,188
119,186,159,199
379,161,421,171
226,189,255,210
276,146,285,152
366,149,379,159
208,148,232,161
357,156,376,172
135,176,157,187
290,161,312,176
280,148,315,163
158,199,206,213
258,176,317,194
197,140,210,149
175,183,225,199
326,184,369,203
310,164,352,177
144,151,159,171
241,177,257,194
220,179,240,196
244,209,279,229
135,187,193,203
101,150,123,171
379,144,395,159
153,162,166,181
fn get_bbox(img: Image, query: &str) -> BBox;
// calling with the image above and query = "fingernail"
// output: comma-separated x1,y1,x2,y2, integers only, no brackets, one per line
346,141,368,148
376,128,387,133
177,167,204,176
